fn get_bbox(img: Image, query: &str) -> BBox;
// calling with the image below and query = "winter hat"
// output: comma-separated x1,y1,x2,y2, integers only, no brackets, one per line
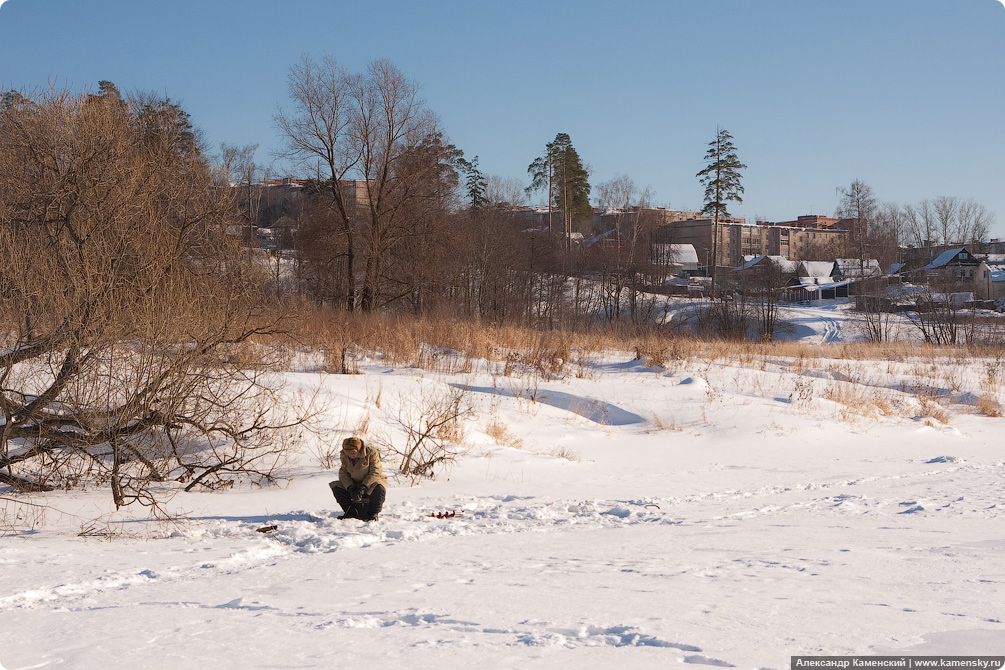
342,436,363,451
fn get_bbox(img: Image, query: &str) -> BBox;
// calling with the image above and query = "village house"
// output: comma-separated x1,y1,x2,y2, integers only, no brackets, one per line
975,255,1005,302
782,261,852,302
916,247,981,285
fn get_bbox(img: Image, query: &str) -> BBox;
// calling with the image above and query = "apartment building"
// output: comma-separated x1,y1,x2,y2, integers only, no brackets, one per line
652,216,849,271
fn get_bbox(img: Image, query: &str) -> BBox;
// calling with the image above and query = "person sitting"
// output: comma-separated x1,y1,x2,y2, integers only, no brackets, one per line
328,436,386,521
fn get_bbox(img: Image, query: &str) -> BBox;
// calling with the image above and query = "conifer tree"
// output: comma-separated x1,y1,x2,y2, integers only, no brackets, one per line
461,155,488,212
527,132,591,252
696,127,746,295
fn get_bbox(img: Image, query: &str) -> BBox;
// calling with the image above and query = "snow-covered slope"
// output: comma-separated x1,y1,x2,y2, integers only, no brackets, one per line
2,312,1004,669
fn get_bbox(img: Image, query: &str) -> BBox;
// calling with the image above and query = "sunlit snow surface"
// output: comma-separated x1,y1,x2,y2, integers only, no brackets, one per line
2,304,1004,668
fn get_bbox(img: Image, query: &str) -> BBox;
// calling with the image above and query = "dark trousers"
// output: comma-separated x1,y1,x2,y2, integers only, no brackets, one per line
330,482,385,520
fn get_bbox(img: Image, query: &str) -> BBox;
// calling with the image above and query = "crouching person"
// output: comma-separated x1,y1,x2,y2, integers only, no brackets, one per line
329,436,387,521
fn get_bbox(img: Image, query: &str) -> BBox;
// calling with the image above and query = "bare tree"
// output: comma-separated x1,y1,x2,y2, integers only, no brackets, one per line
836,179,879,260
904,199,938,247
595,174,636,242
933,196,959,245
276,55,441,312
275,54,362,310
0,88,301,509
740,259,786,341
903,196,994,247
485,175,526,208
910,279,977,345
955,198,993,245
873,202,906,269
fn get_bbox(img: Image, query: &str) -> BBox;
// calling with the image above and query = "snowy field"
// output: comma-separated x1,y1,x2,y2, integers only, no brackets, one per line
2,301,1004,669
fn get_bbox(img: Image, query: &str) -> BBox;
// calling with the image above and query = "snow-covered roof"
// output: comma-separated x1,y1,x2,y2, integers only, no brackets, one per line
651,243,698,264
923,248,967,270
790,277,852,292
585,229,616,246
987,265,1005,283
834,258,881,278
795,277,837,288
799,261,835,278
738,255,798,273
979,255,1005,283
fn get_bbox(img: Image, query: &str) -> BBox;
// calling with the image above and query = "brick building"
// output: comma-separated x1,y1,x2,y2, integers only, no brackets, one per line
652,215,849,271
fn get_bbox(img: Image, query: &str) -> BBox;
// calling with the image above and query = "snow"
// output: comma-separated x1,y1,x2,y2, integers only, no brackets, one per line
3,303,1005,668
800,260,836,278
923,248,967,271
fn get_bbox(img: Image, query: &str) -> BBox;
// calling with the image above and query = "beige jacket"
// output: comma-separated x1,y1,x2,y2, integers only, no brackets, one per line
338,441,387,494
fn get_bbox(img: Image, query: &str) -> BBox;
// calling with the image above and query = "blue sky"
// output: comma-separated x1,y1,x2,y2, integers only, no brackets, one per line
1,0,1003,234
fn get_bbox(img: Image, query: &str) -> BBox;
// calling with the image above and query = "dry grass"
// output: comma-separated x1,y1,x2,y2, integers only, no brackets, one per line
281,308,1005,429
549,446,580,462
282,306,1005,376
485,418,524,449
821,381,898,421
650,412,684,432
916,396,952,424
975,393,1003,417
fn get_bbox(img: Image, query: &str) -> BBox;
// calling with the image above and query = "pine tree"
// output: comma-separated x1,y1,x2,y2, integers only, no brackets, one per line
696,127,746,295
460,155,488,212
527,133,591,252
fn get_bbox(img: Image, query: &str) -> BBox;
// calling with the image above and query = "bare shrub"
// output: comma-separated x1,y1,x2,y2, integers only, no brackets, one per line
694,296,753,341
1,496,49,535
386,385,473,483
0,87,304,510
790,376,815,408
821,382,896,421
916,396,952,424
975,394,1003,417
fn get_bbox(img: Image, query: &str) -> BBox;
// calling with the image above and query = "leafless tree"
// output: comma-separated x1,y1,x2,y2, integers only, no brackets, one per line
276,55,441,312
955,198,994,245
349,60,441,311
595,174,636,242
933,196,959,245
485,175,526,208
903,197,994,247
739,259,786,341
855,276,898,343
904,199,938,247
872,202,906,269
275,54,362,310
910,278,977,346
0,88,303,509
836,179,879,261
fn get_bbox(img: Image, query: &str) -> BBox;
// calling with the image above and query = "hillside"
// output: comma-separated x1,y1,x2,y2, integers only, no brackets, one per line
2,310,1004,668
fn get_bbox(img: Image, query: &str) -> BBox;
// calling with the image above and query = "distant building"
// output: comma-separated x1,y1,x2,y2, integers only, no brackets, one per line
976,255,1005,301
651,243,699,274
918,247,980,284
652,215,848,271
834,258,882,280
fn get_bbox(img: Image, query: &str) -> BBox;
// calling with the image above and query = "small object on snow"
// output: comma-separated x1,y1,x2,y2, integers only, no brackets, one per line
645,504,661,510
429,510,458,519
255,525,278,533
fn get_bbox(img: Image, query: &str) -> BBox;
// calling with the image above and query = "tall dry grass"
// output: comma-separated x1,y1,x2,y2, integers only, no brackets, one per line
281,307,1005,427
